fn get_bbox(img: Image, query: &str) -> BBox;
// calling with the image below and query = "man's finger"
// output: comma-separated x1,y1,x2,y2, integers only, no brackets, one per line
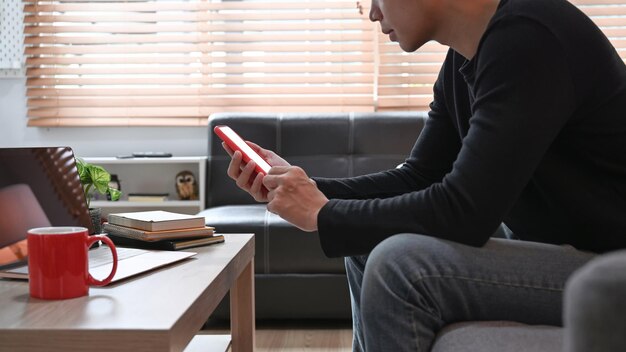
236,160,256,189
268,166,291,175
226,150,243,179
263,174,280,189
246,141,262,151
222,142,234,156
250,173,264,199
266,189,276,204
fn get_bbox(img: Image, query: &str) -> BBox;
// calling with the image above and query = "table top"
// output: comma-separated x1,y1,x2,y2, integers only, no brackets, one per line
0,233,254,352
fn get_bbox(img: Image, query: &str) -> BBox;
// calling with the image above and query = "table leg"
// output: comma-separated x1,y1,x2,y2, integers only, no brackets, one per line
231,260,255,352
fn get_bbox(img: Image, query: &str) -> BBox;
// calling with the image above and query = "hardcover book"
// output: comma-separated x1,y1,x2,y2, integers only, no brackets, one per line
107,210,206,232
108,234,225,251
103,222,214,242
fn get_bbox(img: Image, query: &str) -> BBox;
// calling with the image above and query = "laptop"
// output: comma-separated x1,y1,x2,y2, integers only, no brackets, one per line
0,147,195,283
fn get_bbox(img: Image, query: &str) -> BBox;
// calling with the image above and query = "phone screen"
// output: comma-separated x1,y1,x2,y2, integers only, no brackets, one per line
215,126,272,174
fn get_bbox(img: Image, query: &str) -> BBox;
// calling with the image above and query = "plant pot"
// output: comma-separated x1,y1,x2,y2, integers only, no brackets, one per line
89,208,103,234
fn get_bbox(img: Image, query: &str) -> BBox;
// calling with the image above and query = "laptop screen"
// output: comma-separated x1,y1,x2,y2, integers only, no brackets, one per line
0,147,94,268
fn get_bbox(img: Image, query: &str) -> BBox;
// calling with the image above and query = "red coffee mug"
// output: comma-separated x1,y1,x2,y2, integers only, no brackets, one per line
27,227,118,300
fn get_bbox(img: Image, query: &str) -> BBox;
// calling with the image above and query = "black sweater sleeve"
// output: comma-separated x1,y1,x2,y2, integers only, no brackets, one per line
316,18,576,257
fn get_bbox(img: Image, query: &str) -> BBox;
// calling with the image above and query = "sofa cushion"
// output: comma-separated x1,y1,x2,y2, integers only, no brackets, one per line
432,321,562,352
198,204,345,274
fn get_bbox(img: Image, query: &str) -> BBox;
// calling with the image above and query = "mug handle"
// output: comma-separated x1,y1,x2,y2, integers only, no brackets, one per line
86,235,118,286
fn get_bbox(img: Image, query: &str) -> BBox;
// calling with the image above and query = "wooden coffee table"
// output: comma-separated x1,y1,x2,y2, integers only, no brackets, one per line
0,233,255,352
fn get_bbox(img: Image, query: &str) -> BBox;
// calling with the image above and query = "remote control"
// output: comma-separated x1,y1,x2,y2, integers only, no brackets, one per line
131,152,173,158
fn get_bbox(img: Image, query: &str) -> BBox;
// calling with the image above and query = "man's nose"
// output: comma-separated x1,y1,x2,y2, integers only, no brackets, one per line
369,5,382,22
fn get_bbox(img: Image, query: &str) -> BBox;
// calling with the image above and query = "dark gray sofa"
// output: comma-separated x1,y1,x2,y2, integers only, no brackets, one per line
200,112,626,351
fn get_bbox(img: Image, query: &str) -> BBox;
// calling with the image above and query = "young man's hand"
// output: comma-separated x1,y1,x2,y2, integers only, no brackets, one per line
224,141,289,202
263,166,329,232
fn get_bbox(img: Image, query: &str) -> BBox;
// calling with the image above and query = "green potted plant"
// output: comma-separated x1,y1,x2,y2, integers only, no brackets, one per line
76,158,122,233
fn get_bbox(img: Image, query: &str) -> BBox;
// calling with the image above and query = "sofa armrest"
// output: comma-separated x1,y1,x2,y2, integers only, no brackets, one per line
564,249,626,352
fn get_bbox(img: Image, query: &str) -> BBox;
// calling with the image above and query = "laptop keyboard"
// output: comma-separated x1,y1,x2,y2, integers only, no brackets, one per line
88,246,147,268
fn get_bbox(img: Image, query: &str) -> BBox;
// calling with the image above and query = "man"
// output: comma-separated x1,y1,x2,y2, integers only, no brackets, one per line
223,0,626,350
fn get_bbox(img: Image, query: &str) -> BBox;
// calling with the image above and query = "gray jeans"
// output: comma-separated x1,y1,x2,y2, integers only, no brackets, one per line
345,234,595,352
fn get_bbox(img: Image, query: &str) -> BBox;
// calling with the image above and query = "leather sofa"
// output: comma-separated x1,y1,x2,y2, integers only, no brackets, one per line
200,112,626,351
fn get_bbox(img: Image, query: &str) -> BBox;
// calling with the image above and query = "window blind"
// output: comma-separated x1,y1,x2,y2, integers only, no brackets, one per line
375,37,447,111
573,0,626,59
23,0,374,126
23,0,626,126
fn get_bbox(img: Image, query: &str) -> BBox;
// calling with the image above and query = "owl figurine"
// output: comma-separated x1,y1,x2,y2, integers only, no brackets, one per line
175,170,198,200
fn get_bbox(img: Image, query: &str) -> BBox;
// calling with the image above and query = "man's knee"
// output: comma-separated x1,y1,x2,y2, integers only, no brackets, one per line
366,233,452,277
360,233,452,301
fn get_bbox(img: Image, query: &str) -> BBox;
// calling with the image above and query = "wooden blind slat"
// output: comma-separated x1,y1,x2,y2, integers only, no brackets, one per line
26,105,374,127
26,86,373,98
27,74,373,86
27,95,374,108
379,64,443,75
25,32,372,45
24,1,360,12
25,43,372,55
24,11,363,23
27,117,210,127
573,0,626,4
377,75,439,85
28,99,373,118
378,86,436,95
379,41,449,53
382,53,447,64
27,63,374,76
25,22,370,35
377,97,433,109
579,6,626,16
26,53,373,66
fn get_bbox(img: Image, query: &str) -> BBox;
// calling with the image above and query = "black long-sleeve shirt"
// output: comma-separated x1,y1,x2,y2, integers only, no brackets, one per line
314,0,626,257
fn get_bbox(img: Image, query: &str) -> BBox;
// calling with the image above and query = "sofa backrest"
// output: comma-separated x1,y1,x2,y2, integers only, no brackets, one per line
207,112,428,208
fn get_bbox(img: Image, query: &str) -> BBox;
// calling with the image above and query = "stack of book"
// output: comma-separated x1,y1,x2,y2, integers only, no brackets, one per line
103,210,223,250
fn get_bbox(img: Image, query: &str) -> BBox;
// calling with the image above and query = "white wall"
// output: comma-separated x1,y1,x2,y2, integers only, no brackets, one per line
0,78,208,157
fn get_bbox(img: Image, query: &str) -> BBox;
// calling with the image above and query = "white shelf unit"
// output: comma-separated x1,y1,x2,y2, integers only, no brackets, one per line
82,156,207,217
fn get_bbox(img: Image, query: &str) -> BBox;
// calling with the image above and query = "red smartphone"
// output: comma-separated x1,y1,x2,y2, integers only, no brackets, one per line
214,125,272,175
